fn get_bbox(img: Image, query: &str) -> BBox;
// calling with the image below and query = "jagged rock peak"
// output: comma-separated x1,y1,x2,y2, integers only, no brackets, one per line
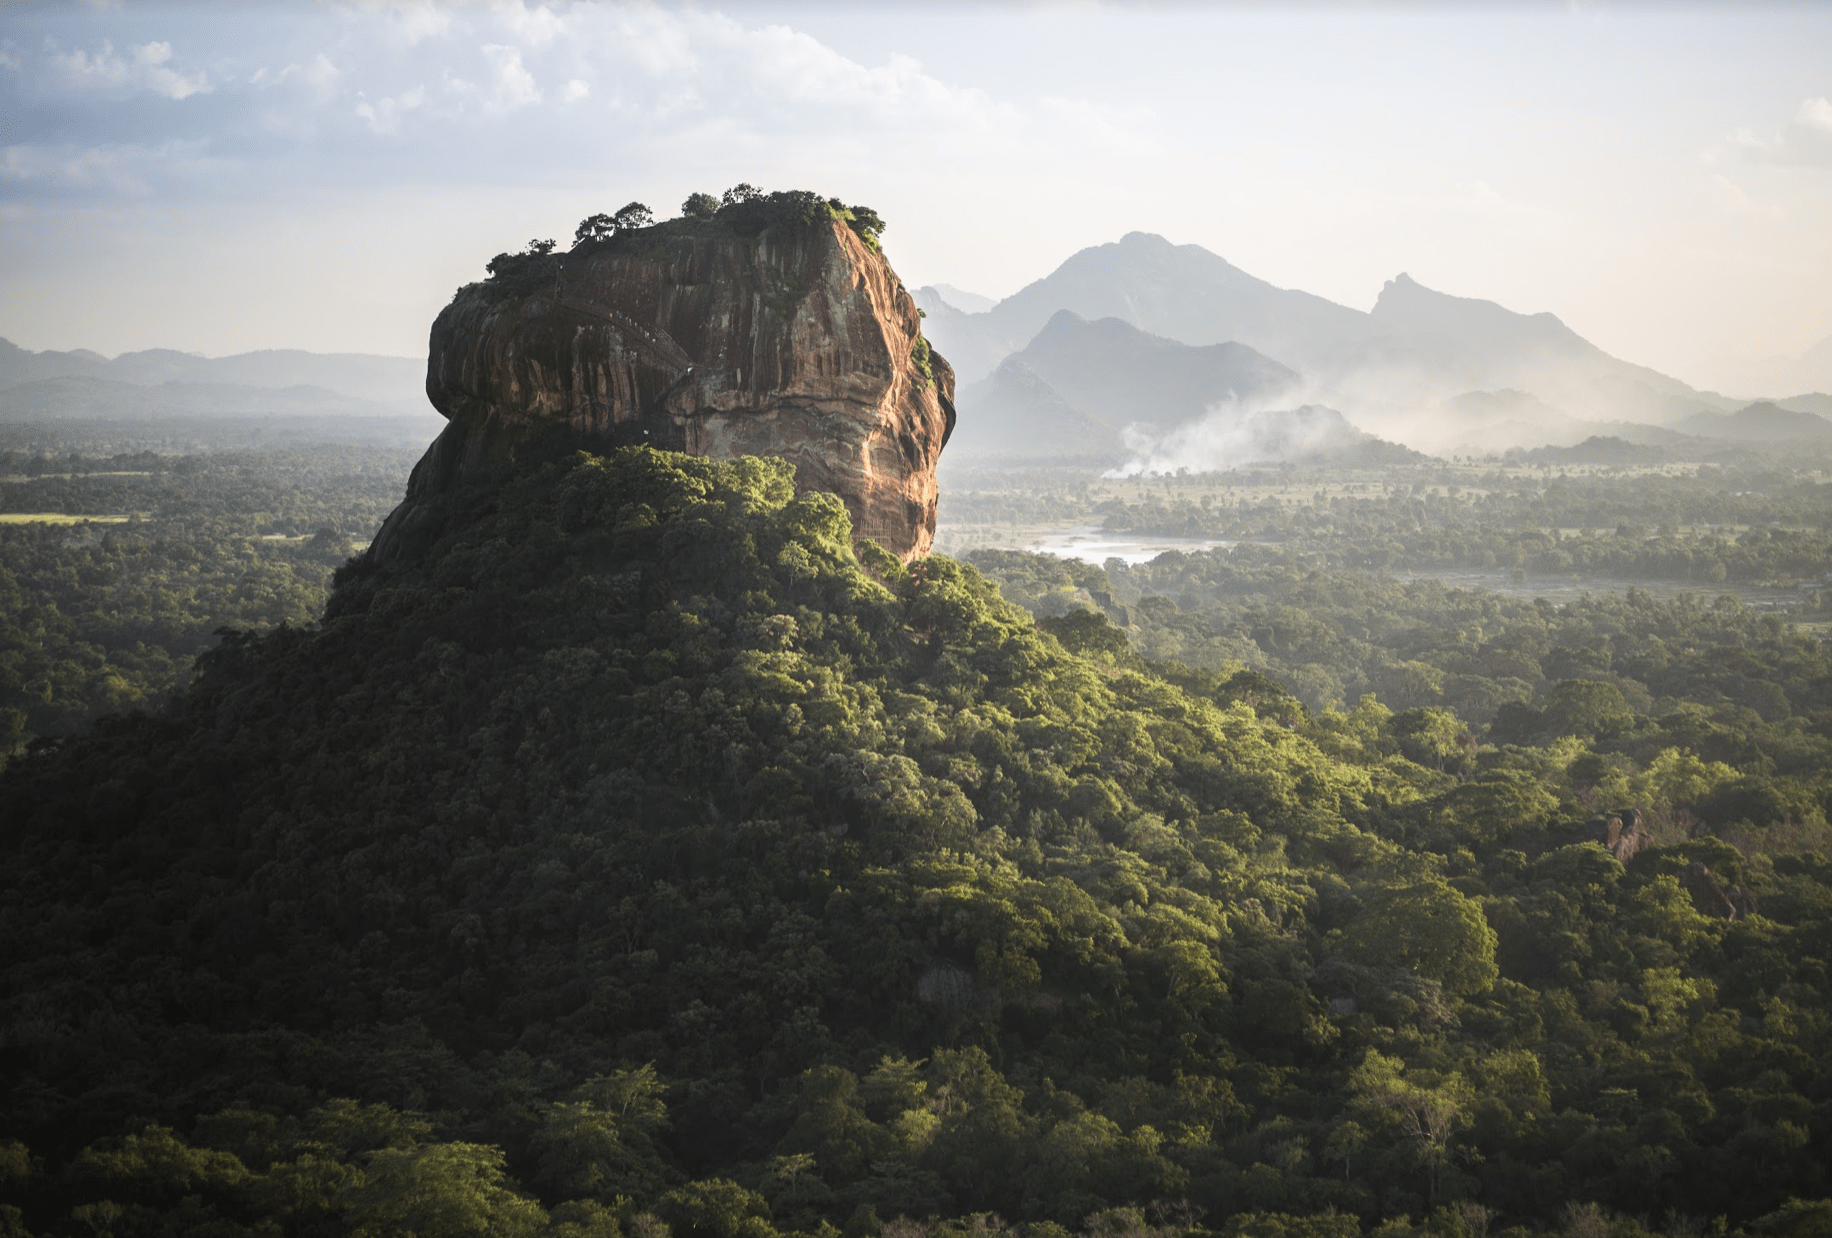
370,189,955,564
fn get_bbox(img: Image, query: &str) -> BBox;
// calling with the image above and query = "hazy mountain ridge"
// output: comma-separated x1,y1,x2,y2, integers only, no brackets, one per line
0,374,431,421
1357,274,1716,422
0,336,426,409
1011,311,1299,430
916,233,1832,465
948,311,1302,464
920,233,1370,385
1678,400,1832,443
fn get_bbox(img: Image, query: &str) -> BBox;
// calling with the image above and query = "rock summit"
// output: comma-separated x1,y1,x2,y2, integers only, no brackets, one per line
371,191,955,563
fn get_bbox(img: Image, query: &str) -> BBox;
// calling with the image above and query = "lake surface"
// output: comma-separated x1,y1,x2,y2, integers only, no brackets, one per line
997,524,1237,565
937,522,1816,609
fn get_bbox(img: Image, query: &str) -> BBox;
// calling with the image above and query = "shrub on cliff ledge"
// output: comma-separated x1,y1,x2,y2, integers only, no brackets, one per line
481,237,561,295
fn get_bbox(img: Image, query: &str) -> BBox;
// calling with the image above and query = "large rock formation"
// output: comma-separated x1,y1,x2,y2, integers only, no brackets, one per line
370,197,954,563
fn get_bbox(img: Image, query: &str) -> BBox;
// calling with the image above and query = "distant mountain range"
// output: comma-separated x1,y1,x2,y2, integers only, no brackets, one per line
0,375,418,421
0,338,427,413
917,232,1832,467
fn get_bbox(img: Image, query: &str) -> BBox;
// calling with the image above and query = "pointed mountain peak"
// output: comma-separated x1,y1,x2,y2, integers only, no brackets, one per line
1375,271,1473,313
1372,272,1584,354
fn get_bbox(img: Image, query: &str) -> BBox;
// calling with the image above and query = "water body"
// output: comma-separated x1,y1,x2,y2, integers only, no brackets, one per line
1019,524,1236,565
944,522,1816,610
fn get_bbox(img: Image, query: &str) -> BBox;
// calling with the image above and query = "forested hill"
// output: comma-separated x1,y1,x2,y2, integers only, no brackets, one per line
3,448,1831,1238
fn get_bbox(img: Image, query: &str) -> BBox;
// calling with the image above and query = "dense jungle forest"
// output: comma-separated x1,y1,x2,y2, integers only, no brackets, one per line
3,441,1832,1238
0,443,419,744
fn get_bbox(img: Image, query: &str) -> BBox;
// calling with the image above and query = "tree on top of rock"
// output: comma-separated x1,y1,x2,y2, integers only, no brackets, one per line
613,202,654,230
573,204,654,248
682,192,720,220
574,213,615,246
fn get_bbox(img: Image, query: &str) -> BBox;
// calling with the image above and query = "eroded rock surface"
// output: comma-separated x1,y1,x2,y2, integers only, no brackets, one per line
371,207,954,563
1678,861,1758,920
1586,808,1653,865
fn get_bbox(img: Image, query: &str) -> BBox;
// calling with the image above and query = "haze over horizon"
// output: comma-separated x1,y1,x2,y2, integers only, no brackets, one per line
2,1,1830,399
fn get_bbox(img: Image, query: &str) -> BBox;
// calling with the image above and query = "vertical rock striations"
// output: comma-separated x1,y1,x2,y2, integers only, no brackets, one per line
370,197,954,563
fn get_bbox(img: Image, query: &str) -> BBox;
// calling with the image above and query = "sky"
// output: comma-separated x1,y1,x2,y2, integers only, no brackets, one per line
1,0,1829,396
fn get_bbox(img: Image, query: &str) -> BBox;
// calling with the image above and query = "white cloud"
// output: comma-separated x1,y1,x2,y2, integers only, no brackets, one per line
563,78,589,102
493,0,564,49
1732,94,1832,168
481,44,541,111
356,85,425,134
264,53,342,94
48,39,209,100
1799,96,1832,135
724,21,991,128
562,9,1019,154
291,54,342,88
379,0,454,47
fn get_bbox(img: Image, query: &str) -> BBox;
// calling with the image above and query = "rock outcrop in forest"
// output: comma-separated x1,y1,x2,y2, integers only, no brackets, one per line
371,190,955,564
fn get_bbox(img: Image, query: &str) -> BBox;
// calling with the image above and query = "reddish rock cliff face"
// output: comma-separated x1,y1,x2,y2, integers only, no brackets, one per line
370,212,954,563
